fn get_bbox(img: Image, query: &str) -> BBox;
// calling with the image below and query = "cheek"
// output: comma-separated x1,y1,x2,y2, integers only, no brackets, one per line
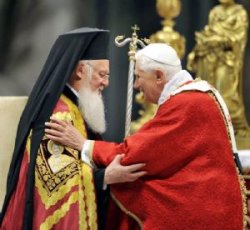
142,81,152,90
89,79,100,90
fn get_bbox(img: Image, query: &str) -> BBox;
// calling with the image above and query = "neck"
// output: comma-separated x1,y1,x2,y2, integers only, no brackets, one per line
158,70,193,105
66,83,79,98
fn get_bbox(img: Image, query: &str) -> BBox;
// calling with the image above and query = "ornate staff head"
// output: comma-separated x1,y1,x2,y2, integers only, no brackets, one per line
114,25,149,136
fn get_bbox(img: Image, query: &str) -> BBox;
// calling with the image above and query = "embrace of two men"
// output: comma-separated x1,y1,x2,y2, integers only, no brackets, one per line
0,28,246,230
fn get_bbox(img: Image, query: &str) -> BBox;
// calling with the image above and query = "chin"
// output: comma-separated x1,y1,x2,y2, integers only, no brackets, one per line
141,92,154,104
144,97,151,104
145,96,157,104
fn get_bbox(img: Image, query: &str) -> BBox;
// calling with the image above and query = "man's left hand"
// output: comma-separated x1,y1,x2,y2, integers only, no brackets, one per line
104,154,147,184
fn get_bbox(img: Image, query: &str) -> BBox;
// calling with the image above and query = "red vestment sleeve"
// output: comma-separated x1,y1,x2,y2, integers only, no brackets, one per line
92,92,222,177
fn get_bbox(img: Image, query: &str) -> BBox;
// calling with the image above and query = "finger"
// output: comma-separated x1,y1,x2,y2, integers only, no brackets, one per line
45,128,63,137
50,117,67,126
45,122,65,132
46,134,64,144
129,171,147,181
125,163,146,172
113,154,125,163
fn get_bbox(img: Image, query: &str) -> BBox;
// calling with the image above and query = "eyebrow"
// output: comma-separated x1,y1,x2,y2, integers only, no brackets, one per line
100,70,109,74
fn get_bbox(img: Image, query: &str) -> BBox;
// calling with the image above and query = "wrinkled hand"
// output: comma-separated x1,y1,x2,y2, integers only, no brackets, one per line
104,154,147,184
45,117,85,151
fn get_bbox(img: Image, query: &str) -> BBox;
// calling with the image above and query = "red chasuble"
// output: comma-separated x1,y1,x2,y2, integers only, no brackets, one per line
91,89,245,229
1,95,97,230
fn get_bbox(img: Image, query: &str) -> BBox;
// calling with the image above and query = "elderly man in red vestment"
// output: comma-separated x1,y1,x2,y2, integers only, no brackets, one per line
45,43,247,229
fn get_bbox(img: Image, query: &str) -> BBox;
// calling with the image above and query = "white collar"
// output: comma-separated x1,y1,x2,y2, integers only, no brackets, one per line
66,83,79,98
158,70,193,105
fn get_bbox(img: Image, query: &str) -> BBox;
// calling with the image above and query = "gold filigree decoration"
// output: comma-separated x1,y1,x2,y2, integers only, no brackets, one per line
34,94,97,228
80,163,98,229
36,140,79,196
208,91,247,228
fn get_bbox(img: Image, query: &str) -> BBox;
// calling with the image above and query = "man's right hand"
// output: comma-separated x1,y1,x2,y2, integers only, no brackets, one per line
45,117,85,151
104,154,147,184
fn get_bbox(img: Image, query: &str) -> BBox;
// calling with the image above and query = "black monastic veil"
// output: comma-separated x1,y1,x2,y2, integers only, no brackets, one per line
0,27,109,229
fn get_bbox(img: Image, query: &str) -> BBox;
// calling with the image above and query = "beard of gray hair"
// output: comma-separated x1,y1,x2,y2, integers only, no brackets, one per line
77,64,106,134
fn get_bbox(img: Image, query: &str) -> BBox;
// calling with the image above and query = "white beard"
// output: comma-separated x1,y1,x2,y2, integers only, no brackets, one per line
78,87,106,134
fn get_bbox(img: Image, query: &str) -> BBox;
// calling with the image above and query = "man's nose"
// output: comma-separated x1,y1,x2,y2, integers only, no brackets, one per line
102,78,109,87
133,79,139,89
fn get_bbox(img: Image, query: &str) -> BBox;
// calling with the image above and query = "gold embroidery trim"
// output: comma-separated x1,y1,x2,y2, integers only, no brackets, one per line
81,163,97,229
238,171,248,228
208,91,248,229
36,142,79,193
62,94,98,228
35,170,79,209
60,94,87,137
77,161,87,230
111,192,143,229
39,191,78,230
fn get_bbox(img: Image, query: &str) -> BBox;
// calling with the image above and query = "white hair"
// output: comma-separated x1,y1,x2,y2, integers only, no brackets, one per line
135,43,182,81
79,60,93,81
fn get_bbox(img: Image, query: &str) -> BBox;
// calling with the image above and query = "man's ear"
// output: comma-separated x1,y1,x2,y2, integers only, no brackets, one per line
155,70,167,85
75,61,85,80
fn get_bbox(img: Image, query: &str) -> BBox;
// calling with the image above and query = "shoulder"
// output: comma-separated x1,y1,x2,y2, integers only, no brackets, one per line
51,95,76,122
53,95,71,114
160,91,219,118
167,90,213,106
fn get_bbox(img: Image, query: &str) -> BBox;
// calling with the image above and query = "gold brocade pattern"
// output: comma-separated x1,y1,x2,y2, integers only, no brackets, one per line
81,163,97,229
36,140,79,196
238,171,248,229
78,162,88,230
34,94,97,229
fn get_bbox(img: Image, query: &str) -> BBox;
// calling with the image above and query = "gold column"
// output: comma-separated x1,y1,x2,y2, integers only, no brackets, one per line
131,0,185,133
187,0,250,149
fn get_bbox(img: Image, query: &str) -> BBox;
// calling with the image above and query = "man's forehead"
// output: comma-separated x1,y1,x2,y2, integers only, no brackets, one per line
134,62,144,73
87,60,110,73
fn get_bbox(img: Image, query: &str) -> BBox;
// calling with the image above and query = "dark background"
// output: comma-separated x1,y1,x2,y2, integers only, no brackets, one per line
0,0,249,141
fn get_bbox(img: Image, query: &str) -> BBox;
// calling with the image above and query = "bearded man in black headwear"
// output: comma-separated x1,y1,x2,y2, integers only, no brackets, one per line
0,28,146,230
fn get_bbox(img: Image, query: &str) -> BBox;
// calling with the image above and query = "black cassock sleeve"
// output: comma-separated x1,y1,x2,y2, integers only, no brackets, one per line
93,168,110,230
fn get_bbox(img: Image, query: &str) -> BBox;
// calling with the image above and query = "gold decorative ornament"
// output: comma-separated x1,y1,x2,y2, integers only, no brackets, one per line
187,0,250,149
150,0,185,58
47,140,64,156
131,0,185,133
